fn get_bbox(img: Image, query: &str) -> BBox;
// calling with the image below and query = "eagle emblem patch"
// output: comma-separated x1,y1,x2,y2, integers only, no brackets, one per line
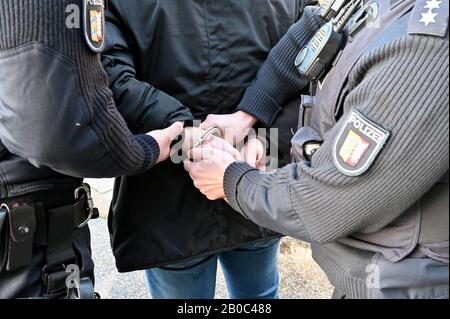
83,0,105,53
333,110,390,176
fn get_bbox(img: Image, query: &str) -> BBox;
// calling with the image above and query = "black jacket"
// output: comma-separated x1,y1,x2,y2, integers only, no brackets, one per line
0,0,160,200
102,0,311,272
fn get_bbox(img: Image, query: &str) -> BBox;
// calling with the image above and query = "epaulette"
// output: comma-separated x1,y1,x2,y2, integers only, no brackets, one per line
408,0,449,37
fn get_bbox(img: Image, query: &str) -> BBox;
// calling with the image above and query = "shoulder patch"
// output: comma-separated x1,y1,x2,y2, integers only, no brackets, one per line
83,0,106,53
408,0,449,37
333,110,390,177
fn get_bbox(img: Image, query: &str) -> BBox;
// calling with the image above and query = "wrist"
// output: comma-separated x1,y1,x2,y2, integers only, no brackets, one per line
183,120,201,128
236,111,257,128
223,161,258,212
136,134,161,171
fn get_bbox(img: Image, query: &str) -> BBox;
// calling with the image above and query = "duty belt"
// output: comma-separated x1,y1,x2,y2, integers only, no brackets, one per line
0,183,99,299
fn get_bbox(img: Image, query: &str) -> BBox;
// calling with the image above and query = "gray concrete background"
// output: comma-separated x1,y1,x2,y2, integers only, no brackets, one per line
87,179,334,299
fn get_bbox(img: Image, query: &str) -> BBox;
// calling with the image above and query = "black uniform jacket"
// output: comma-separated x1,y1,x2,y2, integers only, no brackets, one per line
0,0,161,200
102,0,311,272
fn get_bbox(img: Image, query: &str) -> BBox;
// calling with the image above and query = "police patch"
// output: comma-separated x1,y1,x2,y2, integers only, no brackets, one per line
333,110,390,176
83,0,106,53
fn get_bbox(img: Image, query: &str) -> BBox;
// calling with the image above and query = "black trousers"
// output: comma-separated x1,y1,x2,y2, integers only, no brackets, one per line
0,188,94,299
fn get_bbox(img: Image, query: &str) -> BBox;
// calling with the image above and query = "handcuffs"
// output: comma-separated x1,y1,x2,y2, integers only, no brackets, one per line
171,125,223,158
194,126,222,148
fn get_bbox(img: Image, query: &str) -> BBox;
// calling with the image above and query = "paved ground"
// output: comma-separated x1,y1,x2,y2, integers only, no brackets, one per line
87,179,334,299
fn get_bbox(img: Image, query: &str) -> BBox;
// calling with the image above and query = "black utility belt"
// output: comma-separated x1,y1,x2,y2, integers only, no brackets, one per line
0,183,99,273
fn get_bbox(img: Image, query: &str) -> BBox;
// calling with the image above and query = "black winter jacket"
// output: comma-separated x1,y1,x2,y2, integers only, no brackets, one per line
102,0,311,272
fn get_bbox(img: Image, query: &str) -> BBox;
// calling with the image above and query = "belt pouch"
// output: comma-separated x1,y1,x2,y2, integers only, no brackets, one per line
0,208,7,271
6,203,37,271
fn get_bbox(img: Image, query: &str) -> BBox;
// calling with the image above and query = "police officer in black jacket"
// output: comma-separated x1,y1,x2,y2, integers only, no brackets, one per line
0,0,183,299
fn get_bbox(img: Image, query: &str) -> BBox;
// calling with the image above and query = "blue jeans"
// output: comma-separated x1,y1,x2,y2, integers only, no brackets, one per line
145,238,281,299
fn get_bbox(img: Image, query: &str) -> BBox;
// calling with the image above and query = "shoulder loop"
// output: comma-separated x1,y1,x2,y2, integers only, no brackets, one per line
408,0,449,37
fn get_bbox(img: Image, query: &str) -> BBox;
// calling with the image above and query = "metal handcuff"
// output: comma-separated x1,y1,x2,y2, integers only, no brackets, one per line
193,126,223,148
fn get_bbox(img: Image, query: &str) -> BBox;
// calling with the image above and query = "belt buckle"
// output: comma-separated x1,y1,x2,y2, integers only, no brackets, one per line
74,184,95,229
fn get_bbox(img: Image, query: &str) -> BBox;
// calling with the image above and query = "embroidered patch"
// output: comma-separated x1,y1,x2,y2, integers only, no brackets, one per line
333,110,390,176
83,0,106,53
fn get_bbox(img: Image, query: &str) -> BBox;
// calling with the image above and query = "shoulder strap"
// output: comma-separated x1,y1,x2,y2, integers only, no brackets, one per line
408,0,449,37
363,6,411,54
314,0,415,117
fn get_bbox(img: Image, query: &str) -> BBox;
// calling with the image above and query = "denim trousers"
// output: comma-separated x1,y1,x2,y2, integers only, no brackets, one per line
145,238,281,299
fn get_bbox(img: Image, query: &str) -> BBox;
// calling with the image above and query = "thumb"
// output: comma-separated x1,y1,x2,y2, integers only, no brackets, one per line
200,116,214,130
163,122,184,141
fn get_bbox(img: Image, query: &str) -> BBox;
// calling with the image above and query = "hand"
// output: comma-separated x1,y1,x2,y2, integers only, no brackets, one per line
148,122,184,163
201,111,257,146
202,135,242,161
241,137,266,169
184,147,238,201
179,127,206,154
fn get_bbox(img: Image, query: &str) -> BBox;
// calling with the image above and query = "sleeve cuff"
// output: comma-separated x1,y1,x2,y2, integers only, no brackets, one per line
135,134,160,173
239,87,282,127
166,113,195,127
224,161,259,216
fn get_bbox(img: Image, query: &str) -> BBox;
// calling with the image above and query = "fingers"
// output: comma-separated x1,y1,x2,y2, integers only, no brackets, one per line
241,137,265,168
245,154,258,168
163,122,184,141
200,115,215,130
187,147,214,162
203,136,242,160
183,147,230,201
222,139,242,160
183,160,195,174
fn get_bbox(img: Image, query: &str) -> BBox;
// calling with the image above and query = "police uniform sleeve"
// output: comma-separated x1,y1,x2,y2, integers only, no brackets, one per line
238,6,325,127
0,0,160,178
101,1,194,134
224,34,449,243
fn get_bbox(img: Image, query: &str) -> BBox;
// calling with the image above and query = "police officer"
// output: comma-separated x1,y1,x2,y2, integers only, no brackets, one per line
0,0,183,299
187,0,449,298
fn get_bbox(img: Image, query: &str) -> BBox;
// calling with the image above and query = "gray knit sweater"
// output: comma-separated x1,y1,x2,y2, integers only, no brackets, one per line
225,5,449,297
0,0,159,188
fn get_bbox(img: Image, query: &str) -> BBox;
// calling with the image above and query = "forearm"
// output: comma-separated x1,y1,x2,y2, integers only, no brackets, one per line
224,162,312,241
102,60,194,133
102,14,194,134
0,0,160,178
80,93,161,178
238,7,325,126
